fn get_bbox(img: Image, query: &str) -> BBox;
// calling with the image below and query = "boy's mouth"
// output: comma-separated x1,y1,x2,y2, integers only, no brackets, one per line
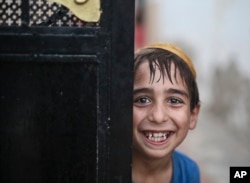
144,131,173,143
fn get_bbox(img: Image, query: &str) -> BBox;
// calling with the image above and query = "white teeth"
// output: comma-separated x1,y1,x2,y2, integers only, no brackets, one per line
152,132,166,137
145,132,172,142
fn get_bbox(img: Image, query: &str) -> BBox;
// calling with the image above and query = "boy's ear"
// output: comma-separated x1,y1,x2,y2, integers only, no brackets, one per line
189,102,201,130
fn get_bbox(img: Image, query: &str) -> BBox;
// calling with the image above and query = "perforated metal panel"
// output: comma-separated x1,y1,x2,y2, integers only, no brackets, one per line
0,0,22,26
0,0,93,27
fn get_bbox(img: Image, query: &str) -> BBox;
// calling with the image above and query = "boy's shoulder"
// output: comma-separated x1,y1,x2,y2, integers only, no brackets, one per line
171,150,200,183
172,150,198,167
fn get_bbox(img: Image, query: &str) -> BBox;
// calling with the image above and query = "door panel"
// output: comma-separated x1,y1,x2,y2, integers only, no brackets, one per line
0,0,134,182
1,59,97,182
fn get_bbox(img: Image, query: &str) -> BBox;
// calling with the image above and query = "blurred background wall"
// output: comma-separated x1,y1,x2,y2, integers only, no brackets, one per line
135,0,250,183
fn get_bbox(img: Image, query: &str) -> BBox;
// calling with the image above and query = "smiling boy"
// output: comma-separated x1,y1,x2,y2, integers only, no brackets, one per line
132,43,201,183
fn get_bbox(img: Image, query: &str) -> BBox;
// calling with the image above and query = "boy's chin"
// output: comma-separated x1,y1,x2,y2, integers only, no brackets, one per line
155,149,173,157
141,148,173,160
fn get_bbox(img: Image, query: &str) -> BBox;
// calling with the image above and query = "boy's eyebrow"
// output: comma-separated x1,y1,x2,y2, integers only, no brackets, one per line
133,87,189,98
166,88,189,98
133,88,153,95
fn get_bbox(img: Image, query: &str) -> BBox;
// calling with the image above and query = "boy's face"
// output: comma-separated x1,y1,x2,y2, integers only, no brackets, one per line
133,61,200,160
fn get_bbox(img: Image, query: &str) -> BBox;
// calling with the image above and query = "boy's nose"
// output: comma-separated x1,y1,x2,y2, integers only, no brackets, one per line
148,102,168,123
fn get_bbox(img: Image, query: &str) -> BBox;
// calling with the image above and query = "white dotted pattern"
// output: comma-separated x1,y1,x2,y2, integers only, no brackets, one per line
0,0,22,26
0,0,88,27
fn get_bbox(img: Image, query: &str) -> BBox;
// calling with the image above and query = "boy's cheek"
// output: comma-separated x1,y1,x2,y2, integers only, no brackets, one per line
133,111,142,125
133,108,147,125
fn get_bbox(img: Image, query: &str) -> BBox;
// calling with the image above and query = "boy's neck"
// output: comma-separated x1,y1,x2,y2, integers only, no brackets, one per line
132,152,173,183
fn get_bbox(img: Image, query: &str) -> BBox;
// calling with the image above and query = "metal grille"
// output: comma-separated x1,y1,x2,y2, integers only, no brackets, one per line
0,0,22,26
0,0,93,27
29,0,87,27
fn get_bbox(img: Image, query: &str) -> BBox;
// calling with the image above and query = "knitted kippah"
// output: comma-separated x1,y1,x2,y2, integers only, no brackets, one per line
139,42,196,79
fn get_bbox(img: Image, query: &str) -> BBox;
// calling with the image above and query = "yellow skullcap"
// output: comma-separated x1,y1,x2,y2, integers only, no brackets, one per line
139,42,196,79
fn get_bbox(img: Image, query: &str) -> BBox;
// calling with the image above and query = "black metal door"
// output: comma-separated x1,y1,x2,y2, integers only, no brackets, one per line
0,1,134,182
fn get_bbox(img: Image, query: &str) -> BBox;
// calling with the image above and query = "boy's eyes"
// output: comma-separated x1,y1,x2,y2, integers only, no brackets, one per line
167,97,183,104
134,97,151,104
134,96,183,105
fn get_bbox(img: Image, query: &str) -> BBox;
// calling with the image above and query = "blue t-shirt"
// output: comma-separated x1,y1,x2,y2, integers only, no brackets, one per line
171,150,200,183
132,150,200,183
